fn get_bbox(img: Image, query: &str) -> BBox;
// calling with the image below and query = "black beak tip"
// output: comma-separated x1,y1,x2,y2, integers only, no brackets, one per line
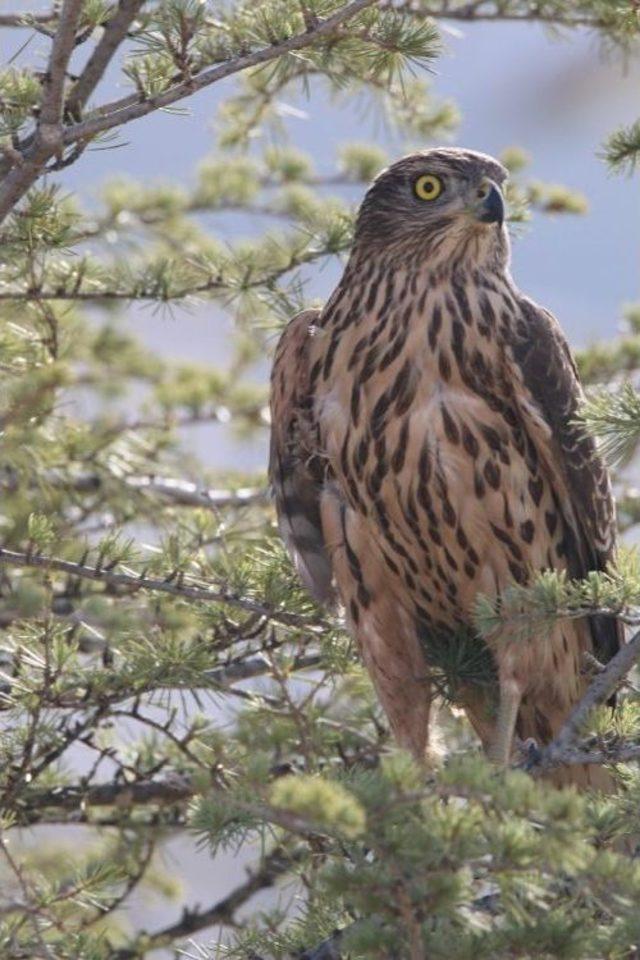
477,184,505,227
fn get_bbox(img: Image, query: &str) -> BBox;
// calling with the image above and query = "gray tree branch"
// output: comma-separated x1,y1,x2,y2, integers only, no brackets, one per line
112,846,298,958
0,0,84,221
0,12,58,27
543,743,640,767
0,2,605,31
534,627,640,771
39,0,83,127
22,776,196,812
390,0,610,28
61,0,375,143
0,0,376,225
124,475,268,509
66,0,148,118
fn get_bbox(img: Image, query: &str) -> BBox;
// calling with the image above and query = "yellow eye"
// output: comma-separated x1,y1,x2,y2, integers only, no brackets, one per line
414,174,443,201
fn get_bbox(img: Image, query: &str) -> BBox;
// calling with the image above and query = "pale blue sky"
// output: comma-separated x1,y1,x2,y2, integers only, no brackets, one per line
4,12,638,340
3,14,640,475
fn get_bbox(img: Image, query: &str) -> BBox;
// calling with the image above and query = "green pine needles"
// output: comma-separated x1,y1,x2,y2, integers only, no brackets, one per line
0,2,640,959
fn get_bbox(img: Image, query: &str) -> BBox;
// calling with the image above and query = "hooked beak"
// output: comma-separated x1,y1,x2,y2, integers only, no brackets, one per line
473,179,505,227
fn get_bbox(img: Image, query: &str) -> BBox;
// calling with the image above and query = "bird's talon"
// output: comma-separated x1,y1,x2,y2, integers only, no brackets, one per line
517,736,542,769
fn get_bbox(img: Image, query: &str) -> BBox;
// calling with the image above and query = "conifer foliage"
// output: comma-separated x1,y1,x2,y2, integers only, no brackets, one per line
1,2,640,958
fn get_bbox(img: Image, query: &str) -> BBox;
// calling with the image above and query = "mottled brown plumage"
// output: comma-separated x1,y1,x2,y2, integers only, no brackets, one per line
270,148,622,788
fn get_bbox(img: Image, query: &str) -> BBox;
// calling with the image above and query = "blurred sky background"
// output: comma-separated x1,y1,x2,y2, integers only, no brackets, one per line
1,7,640,956
3,7,640,480
5,10,638,475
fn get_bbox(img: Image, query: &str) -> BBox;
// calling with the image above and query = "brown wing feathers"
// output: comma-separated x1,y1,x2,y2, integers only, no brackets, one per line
269,310,335,606
511,297,622,665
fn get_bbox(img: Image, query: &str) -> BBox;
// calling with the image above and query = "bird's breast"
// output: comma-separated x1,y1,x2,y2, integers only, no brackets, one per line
313,278,517,491
312,277,564,629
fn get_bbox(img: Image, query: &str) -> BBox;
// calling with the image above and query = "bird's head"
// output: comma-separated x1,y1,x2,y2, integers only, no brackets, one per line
353,148,510,272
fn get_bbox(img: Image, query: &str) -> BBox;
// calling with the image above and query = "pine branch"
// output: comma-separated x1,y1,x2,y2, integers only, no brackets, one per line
65,171,359,241
0,546,323,629
0,473,270,511
300,924,359,960
533,627,640,771
0,0,378,223
0,832,57,960
66,0,148,119
204,652,323,686
0,0,84,221
0,1,607,31
602,119,640,175
112,847,298,958
1,470,268,510
0,12,58,27
0,240,346,302
122,475,268,510
245,918,378,960
388,0,622,28
581,383,640,466
98,406,267,438
4,652,324,709
617,484,640,530
22,776,196,812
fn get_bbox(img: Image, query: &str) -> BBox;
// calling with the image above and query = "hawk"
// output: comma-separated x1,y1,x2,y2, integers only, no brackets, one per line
269,148,622,788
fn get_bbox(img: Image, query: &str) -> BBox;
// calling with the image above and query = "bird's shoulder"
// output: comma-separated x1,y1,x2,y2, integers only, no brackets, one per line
508,295,580,399
271,308,320,398
270,308,321,451
507,295,611,545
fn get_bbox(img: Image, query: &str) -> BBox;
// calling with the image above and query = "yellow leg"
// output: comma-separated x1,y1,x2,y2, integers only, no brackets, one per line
488,674,522,768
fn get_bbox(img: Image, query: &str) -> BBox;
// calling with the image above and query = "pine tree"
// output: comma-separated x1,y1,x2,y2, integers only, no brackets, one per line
1,3,640,959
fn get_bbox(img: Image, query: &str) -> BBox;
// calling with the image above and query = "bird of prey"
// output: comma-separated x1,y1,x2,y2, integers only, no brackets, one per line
269,148,621,788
